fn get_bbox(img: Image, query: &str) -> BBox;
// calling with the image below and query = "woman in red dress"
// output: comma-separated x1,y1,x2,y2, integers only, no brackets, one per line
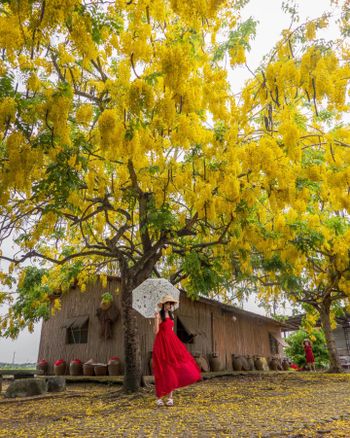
303,338,316,371
152,294,201,406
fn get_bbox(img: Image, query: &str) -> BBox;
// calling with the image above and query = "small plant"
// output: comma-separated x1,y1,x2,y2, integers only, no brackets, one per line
101,292,113,303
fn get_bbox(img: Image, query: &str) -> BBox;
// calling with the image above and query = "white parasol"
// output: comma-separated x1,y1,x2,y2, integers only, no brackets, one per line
132,278,180,318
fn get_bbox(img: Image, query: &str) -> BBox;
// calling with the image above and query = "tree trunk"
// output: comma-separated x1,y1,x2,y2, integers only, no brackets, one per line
120,273,142,392
319,303,343,373
119,249,163,392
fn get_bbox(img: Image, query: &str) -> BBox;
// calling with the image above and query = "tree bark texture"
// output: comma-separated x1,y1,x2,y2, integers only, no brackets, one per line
319,303,343,373
121,273,142,392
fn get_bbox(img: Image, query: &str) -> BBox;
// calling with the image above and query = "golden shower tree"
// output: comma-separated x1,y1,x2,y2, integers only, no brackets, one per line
0,0,350,388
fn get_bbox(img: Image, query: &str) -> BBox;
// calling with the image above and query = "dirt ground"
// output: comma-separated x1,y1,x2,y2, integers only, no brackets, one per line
1,373,350,437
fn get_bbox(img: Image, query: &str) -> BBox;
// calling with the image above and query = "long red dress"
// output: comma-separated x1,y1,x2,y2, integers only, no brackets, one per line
304,343,315,363
152,317,201,397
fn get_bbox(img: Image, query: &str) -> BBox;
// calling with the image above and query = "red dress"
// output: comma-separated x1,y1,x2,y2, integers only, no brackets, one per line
304,344,315,363
152,317,201,397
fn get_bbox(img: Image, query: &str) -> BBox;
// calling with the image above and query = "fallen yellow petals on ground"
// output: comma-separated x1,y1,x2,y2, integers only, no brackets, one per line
1,373,350,437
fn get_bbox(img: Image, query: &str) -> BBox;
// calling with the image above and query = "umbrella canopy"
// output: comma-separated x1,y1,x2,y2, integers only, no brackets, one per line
132,278,180,318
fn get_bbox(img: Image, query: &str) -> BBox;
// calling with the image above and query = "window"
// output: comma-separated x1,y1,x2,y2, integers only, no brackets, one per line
176,316,196,344
66,316,89,344
269,333,279,355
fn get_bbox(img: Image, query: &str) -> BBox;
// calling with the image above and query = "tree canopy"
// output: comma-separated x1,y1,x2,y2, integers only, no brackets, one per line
1,0,350,388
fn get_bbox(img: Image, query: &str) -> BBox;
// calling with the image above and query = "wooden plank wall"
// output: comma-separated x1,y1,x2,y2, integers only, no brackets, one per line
38,278,124,374
38,281,282,374
213,311,281,370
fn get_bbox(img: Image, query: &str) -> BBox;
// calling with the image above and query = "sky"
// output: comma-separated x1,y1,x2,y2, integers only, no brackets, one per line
0,0,338,363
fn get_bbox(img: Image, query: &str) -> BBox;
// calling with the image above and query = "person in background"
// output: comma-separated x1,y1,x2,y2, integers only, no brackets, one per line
303,338,316,371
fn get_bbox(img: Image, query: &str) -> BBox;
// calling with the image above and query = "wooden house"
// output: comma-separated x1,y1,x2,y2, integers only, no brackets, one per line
38,277,283,374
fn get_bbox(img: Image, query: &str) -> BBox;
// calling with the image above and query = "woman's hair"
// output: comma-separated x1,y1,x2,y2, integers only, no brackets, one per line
159,303,174,322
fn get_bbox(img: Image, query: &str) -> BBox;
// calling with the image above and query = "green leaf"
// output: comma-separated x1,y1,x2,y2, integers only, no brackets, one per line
213,17,257,62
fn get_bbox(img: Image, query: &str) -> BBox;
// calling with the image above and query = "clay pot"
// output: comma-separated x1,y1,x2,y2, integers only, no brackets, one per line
269,357,279,371
108,360,121,376
70,361,83,376
282,358,290,371
54,362,66,376
83,364,95,376
246,356,255,371
198,356,210,372
240,356,250,371
232,354,243,371
276,358,283,371
254,356,264,371
36,360,48,375
192,352,201,369
209,354,222,372
100,300,112,310
269,357,283,371
192,352,209,372
94,364,108,376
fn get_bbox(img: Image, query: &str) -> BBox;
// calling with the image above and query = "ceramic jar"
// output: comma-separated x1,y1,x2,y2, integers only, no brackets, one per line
36,359,48,375
70,359,83,376
94,364,108,376
108,357,121,376
232,354,243,371
209,353,222,372
54,360,66,376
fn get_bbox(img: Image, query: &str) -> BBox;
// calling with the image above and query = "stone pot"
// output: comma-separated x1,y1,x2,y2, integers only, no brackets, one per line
54,362,66,376
232,354,243,371
94,364,108,376
83,364,95,376
209,354,222,372
108,360,121,376
70,361,83,376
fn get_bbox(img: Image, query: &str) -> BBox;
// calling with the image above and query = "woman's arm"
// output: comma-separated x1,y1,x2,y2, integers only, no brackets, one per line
154,312,160,335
